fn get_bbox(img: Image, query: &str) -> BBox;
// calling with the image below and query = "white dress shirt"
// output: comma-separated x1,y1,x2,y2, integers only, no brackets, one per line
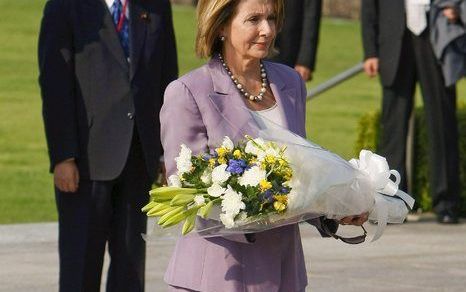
250,103,287,130
405,0,430,35
105,0,130,18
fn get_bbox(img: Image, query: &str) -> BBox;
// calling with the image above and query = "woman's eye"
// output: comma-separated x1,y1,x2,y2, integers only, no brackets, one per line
248,16,259,23
267,15,277,22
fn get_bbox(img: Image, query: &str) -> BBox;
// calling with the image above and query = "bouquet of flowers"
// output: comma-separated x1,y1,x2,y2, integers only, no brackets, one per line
143,128,415,241
142,136,295,235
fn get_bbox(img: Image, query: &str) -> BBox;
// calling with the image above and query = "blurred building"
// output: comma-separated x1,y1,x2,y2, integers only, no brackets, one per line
170,0,361,19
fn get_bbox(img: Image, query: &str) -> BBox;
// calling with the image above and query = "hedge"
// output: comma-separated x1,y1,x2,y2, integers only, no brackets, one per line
355,105,466,215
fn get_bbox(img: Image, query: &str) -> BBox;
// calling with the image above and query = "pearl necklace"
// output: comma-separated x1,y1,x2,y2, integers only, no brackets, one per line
218,54,268,102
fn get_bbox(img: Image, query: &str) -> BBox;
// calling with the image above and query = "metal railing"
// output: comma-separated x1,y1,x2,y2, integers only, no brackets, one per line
306,62,364,101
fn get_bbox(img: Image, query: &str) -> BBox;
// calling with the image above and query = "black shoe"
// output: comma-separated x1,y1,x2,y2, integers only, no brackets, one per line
437,212,459,224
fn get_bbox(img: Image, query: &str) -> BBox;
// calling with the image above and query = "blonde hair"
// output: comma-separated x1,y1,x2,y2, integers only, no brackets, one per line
195,0,284,58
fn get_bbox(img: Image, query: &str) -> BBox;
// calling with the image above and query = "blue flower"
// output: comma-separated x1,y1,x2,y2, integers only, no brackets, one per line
280,187,290,194
202,153,212,161
226,159,247,174
262,190,274,203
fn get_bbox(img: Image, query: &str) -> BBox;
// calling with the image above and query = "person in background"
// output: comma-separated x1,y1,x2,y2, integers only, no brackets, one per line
430,0,466,87
361,0,460,224
38,0,178,290
271,0,322,82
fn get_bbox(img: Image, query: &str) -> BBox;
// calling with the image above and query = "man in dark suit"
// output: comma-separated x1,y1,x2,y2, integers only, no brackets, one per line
361,0,460,223
38,0,178,290
271,0,322,81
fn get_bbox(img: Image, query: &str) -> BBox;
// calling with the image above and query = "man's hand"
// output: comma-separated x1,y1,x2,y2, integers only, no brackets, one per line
363,57,379,77
339,212,369,226
295,65,312,81
443,7,460,22
54,159,79,193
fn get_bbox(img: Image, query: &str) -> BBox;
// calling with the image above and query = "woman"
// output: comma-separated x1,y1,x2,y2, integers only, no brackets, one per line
160,0,367,291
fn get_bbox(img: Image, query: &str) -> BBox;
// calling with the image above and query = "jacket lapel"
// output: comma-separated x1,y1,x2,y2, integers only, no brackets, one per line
94,0,129,73
207,59,260,142
129,1,147,80
207,58,301,141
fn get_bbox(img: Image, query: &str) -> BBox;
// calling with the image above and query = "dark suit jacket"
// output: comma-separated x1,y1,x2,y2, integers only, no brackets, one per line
271,0,322,70
38,0,178,181
361,0,430,86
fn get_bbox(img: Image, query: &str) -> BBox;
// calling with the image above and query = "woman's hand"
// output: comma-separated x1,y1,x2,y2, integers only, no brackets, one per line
339,212,369,226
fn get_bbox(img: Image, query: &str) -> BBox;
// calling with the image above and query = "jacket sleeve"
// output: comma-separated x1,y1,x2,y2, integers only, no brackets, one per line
361,0,379,59
296,0,322,70
157,0,179,159
160,80,253,244
38,0,79,171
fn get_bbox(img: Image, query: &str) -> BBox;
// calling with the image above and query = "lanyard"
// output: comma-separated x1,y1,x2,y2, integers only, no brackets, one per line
116,0,129,33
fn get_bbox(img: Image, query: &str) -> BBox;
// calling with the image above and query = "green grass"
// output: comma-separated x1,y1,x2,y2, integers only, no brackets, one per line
0,2,464,223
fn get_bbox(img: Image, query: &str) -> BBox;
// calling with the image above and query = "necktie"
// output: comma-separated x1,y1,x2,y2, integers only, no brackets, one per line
111,0,130,59
405,0,430,35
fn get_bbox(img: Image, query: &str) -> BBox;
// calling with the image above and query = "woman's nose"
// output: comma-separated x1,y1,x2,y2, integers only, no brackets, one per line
259,20,274,37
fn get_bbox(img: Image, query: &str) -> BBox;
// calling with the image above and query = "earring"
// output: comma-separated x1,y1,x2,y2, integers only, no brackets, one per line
220,36,225,41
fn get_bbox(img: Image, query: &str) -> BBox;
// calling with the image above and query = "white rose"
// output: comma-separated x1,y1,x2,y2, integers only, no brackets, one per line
178,144,192,159
194,195,206,206
221,186,245,215
244,138,266,155
200,168,212,185
221,136,234,151
238,166,266,187
211,164,231,184
176,160,192,176
207,183,226,197
219,213,235,229
175,144,192,175
168,175,182,187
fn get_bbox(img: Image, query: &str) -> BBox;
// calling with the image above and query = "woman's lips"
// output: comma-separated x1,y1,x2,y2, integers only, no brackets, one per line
253,42,268,49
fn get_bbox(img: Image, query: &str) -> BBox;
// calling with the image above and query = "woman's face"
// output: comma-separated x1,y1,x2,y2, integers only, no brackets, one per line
221,0,277,61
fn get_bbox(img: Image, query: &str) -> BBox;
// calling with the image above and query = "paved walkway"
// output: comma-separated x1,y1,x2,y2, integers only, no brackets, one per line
1,217,465,292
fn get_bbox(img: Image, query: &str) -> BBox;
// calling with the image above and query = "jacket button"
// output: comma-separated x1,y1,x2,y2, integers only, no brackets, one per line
127,112,134,120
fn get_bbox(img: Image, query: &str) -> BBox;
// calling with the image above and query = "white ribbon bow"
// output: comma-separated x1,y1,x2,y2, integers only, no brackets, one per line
350,150,415,241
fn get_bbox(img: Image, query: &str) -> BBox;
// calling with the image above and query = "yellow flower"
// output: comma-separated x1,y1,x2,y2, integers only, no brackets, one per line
209,158,216,167
282,168,293,180
261,162,268,170
218,157,227,164
265,155,276,164
273,201,286,212
259,179,272,191
233,150,242,159
274,194,288,203
216,147,229,157
273,195,288,213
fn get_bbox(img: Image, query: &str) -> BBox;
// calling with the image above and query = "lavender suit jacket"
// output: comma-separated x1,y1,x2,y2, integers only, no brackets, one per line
160,57,324,291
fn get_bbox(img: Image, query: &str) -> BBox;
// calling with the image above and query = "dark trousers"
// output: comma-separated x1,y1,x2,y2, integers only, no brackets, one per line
380,29,460,214
55,132,152,292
